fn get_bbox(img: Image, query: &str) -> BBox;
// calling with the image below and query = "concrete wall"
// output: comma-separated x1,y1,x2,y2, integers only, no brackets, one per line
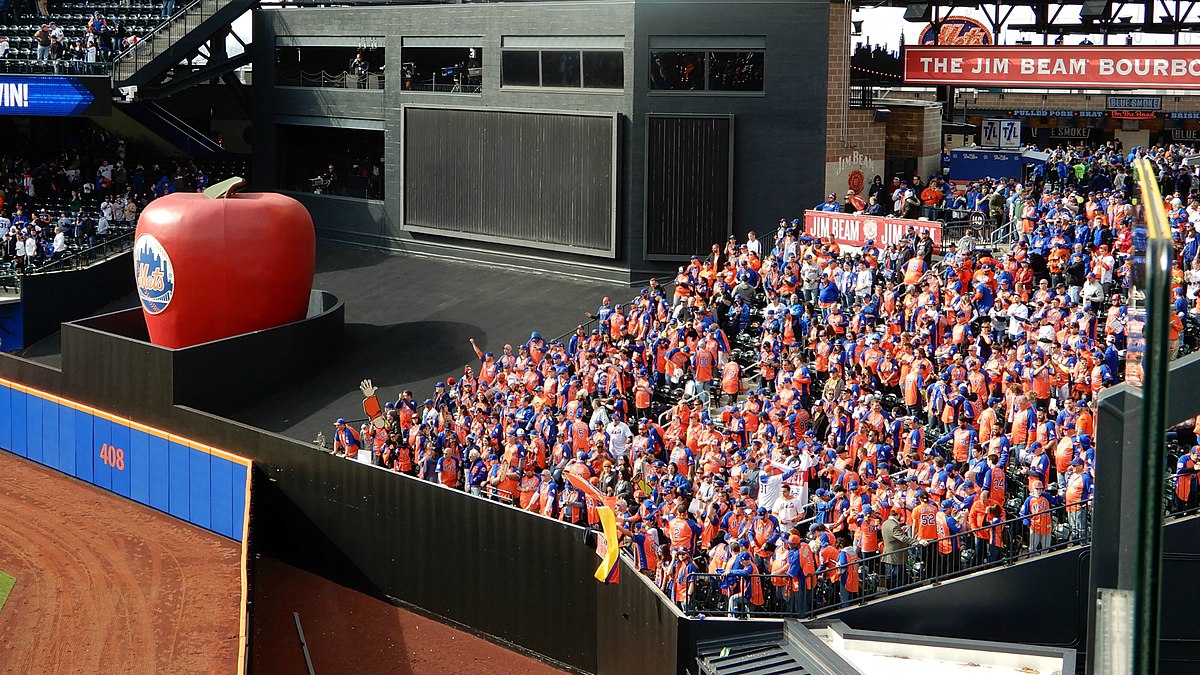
253,0,831,279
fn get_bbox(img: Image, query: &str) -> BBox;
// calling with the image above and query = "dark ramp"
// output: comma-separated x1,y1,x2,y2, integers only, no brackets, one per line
230,241,631,442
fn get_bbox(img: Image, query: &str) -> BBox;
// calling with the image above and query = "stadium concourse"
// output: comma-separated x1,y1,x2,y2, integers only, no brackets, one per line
321,140,1200,620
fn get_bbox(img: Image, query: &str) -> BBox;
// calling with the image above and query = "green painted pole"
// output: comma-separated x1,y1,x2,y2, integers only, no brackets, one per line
1132,157,1170,675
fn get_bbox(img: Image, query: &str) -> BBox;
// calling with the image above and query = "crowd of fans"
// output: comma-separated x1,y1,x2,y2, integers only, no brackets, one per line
0,124,223,269
813,141,1197,237
0,10,143,72
329,139,1200,618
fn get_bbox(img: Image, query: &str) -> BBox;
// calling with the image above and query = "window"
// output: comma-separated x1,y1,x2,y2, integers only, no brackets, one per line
274,45,385,90
649,44,766,93
649,51,705,91
400,44,483,93
500,38,624,90
276,125,385,200
540,51,581,87
501,51,541,87
707,51,765,91
582,51,624,89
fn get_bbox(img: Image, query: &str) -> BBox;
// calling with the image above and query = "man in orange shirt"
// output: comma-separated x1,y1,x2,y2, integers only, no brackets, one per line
1020,480,1055,553
908,490,938,578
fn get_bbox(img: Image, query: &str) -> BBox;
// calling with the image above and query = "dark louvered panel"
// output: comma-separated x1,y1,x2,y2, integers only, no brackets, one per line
403,106,617,257
644,114,733,257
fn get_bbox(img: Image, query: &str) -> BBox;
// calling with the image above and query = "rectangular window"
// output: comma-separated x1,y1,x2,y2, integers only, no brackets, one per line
649,46,765,93
400,45,482,93
707,51,765,91
582,51,624,89
540,50,581,87
276,125,385,200
501,50,541,87
649,51,706,91
274,45,385,90
500,38,624,90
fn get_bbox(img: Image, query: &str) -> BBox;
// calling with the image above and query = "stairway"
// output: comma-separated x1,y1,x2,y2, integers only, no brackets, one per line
112,0,257,90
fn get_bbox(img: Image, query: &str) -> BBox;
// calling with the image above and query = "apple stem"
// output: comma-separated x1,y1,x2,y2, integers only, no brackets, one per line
204,176,247,200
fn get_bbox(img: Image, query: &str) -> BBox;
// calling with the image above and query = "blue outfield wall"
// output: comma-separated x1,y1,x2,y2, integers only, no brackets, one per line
0,377,250,541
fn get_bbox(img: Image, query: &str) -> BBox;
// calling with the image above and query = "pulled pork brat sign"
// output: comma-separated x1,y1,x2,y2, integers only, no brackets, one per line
804,211,942,248
902,46,1200,89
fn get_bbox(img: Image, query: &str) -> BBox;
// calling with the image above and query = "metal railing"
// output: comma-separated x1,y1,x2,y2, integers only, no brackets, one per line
112,0,215,81
406,81,482,94
276,70,385,90
0,58,112,76
677,499,1092,619
22,230,135,274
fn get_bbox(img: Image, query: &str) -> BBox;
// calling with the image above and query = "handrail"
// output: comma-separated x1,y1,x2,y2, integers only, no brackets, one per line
676,498,1093,619
25,230,135,274
113,0,205,64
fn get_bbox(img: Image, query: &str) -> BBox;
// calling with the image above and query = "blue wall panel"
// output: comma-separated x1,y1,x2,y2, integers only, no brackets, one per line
73,407,93,483
189,450,211,531
0,384,10,454
148,434,170,512
59,404,76,477
0,383,247,541
167,440,190,521
129,427,150,506
24,392,41,462
210,457,234,539
232,462,248,537
91,415,112,491
8,389,25,457
41,396,60,470
109,420,131,498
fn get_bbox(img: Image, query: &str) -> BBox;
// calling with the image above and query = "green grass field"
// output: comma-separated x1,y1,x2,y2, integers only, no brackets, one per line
0,572,15,614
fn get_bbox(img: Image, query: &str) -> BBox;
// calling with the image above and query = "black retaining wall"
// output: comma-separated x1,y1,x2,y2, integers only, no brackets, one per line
20,250,136,348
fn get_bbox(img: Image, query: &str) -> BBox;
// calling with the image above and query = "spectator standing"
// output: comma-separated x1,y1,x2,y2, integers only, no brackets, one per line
880,510,913,591
33,24,50,61
352,53,370,89
50,226,67,258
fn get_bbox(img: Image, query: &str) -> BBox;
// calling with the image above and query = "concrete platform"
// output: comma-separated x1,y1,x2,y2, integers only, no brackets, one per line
230,241,632,443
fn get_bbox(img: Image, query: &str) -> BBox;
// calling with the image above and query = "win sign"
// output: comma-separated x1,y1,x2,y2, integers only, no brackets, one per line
0,76,109,116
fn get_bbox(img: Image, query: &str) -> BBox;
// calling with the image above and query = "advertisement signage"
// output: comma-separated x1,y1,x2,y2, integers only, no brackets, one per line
902,46,1200,89
918,17,993,46
804,211,943,248
1107,95,1161,110
0,75,111,117
979,118,1021,149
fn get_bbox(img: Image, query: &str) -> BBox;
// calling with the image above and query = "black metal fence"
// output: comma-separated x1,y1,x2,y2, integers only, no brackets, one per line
679,500,1093,620
22,229,135,275
0,58,112,75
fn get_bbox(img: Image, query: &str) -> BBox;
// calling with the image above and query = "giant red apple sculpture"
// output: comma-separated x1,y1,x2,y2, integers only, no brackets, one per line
134,177,316,349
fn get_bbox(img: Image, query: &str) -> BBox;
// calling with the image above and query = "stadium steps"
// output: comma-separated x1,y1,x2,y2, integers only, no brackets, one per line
112,0,257,90
695,628,837,675
96,101,241,159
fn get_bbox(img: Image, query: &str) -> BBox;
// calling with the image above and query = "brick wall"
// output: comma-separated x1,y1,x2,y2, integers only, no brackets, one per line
825,0,849,159
825,1,887,196
886,104,942,157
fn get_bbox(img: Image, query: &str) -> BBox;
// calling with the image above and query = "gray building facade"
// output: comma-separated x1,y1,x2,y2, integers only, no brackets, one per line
252,0,831,281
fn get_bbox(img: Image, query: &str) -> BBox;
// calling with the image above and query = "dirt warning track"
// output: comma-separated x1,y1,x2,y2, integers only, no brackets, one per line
0,451,241,675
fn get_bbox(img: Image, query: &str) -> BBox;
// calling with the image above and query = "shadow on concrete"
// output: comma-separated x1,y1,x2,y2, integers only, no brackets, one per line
232,320,482,439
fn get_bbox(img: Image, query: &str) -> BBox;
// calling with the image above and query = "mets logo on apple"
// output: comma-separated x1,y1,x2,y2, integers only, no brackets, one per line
134,234,175,315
